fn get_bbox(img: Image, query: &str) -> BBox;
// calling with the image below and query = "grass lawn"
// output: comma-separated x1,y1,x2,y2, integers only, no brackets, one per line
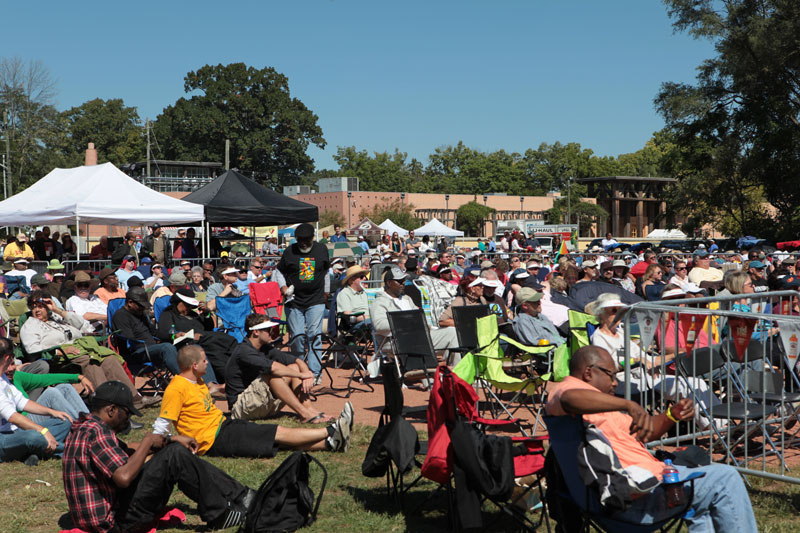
2,409,800,532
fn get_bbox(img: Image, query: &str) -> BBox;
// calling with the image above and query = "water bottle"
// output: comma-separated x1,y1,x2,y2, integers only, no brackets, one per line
169,325,177,341
662,459,685,508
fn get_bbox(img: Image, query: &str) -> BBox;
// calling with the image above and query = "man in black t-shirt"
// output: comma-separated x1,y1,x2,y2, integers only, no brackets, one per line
276,223,331,384
225,314,326,423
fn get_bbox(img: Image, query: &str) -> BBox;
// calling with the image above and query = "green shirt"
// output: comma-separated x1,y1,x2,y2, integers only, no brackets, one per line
12,370,80,399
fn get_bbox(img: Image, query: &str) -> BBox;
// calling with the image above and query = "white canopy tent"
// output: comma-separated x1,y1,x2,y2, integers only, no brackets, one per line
0,163,206,259
646,229,687,239
378,219,409,236
414,218,464,237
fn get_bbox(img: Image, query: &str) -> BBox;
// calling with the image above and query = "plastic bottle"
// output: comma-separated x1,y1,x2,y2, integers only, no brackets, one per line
662,459,685,508
169,325,177,341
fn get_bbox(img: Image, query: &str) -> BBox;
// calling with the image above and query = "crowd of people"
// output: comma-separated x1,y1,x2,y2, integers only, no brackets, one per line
0,222,781,531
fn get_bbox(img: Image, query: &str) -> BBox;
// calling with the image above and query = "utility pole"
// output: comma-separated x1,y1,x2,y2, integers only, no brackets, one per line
1,153,6,200
146,118,151,178
225,139,230,170
567,176,572,230
5,109,11,197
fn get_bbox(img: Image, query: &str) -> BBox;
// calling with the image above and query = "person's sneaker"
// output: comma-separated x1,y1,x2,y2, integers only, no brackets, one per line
24,454,39,467
241,488,256,511
208,507,245,530
367,359,381,379
336,401,354,452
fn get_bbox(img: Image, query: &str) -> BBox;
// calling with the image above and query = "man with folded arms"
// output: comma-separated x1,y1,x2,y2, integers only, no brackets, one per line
66,271,108,333
546,345,756,532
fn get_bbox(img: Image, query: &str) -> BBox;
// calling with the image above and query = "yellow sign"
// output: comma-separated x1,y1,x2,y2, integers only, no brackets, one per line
237,226,277,239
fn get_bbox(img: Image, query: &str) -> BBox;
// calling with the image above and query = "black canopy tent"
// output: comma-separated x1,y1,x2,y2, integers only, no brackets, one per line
182,169,319,257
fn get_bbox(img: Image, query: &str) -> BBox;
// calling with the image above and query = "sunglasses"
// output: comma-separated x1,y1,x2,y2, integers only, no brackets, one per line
676,267,687,271
75,282,91,289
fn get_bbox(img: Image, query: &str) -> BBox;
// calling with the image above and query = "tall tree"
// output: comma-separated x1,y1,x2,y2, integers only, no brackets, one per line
657,0,800,239
0,57,64,194
154,63,325,187
59,98,145,166
455,200,495,237
359,199,423,230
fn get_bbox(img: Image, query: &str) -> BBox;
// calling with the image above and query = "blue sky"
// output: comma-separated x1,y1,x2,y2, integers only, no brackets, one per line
1,1,714,169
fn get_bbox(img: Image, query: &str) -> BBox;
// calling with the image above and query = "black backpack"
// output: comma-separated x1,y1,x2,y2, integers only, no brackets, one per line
241,452,327,533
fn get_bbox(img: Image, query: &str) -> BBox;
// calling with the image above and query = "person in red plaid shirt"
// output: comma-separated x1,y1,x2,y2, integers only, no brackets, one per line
62,381,254,532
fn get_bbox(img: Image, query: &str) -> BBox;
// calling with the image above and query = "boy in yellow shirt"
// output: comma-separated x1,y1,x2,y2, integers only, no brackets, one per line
154,345,353,457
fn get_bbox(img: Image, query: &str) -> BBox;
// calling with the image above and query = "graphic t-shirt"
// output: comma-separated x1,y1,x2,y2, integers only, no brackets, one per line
277,242,330,308
159,375,224,455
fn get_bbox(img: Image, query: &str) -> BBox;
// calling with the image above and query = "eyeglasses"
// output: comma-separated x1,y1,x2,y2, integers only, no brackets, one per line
676,267,687,271
590,365,616,379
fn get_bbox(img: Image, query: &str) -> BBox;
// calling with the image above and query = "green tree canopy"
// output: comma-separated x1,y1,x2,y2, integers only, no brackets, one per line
359,199,423,230
59,98,145,166
656,0,800,239
319,209,346,228
154,63,325,187
455,200,495,237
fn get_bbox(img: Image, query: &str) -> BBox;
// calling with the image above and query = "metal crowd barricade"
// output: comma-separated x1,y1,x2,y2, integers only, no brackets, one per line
58,260,114,275
618,290,800,485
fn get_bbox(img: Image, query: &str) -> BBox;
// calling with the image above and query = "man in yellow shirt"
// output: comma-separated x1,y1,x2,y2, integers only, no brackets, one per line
3,233,34,261
153,345,353,457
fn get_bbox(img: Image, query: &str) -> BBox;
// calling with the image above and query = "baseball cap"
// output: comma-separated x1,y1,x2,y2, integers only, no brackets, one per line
295,223,315,240
13,258,29,264
515,287,543,305
221,267,238,276
612,259,627,268
93,381,142,417
782,256,797,265
168,270,188,285
140,257,152,263
16,233,27,242
151,223,161,229
693,249,709,258
582,260,597,269
526,261,541,269
480,260,494,270
127,276,144,288
126,287,151,309
384,266,409,282
749,260,767,269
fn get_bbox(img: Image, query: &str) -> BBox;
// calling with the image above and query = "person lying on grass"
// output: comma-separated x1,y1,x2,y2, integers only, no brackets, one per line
153,344,353,458
225,313,331,424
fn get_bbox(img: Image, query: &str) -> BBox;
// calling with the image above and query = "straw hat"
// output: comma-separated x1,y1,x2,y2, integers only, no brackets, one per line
341,265,367,285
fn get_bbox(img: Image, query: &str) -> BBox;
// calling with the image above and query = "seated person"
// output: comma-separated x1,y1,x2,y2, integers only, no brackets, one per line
156,288,238,383
63,381,254,532
546,346,757,532
65,270,108,333
371,266,459,361
144,262,166,290
206,266,243,312
512,287,565,346
94,268,126,305
336,265,371,330
154,345,354,458
5,356,91,420
438,275,488,328
6,257,37,289
226,314,327,423
474,270,511,324
234,266,252,295
30,274,64,310
20,290,157,410
0,337,72,463
188,266,209,292
114,256,145,291
88,235,111,259
112,287,229,393
149,270,186,305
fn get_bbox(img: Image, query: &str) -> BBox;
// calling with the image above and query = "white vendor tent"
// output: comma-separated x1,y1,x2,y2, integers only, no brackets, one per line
646,229,687,239
414,218,464,237
0,162,206,258
378,219,409,236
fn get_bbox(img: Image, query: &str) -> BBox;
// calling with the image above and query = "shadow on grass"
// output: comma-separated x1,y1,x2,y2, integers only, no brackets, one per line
58,503,198,532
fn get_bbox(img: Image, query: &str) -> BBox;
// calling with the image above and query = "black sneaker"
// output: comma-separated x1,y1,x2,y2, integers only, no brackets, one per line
208,507,245,530
24,454,39,467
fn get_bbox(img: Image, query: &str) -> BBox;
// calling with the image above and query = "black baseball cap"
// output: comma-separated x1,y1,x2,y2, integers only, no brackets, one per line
93,381,142,416
295,223,315,240
126,286,151,309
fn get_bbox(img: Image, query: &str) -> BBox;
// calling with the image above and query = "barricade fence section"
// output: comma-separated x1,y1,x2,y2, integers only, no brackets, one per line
618,290,800,485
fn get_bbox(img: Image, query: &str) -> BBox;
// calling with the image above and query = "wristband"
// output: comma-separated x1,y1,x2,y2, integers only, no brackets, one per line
665,407,679,423
40,427,50,435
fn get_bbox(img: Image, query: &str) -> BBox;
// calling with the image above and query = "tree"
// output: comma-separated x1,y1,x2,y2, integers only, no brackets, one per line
657,0,800,239
359,199,423,230
0,57,64,193
426,142,526,195
59,98,145,166
319,209,346,228
333,147,418,192
456,200,495,237
547,198,608,237
153,63,325,187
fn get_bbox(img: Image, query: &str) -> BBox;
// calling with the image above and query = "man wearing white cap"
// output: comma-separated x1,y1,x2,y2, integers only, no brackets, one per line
512,288,565,346
5,258,37,288
206,267,243,312
3,233,34,261
226,314,326,423
478,270,512,324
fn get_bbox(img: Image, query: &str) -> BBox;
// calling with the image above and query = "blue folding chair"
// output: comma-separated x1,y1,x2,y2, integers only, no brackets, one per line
544,415,704,533
153,294,171,322
213,294,251,342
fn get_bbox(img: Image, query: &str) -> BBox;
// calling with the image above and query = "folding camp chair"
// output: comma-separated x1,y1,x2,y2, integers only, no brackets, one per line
421,365,549,532
386,309,440,390
108,298,171,396
14,312,79,372
544,415,704,533
213,294,251,342
0,298,29,338
249,281,283,321
152,294,171,323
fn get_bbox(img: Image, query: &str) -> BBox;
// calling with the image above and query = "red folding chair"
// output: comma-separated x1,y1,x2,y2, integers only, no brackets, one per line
249,281,283,321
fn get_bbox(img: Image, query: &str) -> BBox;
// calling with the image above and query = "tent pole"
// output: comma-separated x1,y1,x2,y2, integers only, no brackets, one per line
76,215,81,261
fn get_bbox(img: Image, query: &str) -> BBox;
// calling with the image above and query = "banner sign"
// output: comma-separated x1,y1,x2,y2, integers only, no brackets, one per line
633,309,661,352
777,319,800,371
728,317,756,362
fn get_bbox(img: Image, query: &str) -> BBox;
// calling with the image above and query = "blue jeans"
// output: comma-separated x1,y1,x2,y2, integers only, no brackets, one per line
134,343,217,383
286,304,325,377
29,384,88,422
0,418,71,462
616,463,757,533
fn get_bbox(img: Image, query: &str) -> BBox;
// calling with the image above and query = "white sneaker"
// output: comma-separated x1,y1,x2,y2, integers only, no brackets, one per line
335,401,354,452
313,375,323,386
